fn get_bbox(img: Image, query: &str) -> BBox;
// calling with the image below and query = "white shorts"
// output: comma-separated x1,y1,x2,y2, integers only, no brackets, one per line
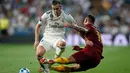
38,36,66,52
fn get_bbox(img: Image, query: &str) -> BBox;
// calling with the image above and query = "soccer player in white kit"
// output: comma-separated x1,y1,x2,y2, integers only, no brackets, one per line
34,0,76,73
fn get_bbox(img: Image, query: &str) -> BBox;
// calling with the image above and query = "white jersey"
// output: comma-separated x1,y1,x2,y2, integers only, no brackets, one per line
38,10,76,39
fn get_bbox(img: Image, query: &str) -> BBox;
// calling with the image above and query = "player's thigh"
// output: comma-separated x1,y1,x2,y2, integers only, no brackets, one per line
39,38,53,52
72,51,88,63
79,59,99,71
78,54,100,71
71,51,93,71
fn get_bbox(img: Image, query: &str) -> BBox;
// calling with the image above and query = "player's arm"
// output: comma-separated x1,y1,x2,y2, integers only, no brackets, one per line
71,25,88,33
64,14,88,33
34,24,41,50
35,24,41,42
65,24,88,34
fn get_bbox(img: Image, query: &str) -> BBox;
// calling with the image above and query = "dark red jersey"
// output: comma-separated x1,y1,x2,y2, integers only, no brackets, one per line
80,24,103,55
72,24,103,71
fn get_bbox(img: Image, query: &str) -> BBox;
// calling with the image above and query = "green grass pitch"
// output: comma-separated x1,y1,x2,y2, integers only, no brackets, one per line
0,44,130,73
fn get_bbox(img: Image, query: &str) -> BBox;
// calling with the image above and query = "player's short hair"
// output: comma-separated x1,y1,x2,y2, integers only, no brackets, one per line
87,15,95,23
52,0,61,5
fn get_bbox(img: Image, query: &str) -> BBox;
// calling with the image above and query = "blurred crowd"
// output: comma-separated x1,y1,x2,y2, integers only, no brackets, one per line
0,0,130,37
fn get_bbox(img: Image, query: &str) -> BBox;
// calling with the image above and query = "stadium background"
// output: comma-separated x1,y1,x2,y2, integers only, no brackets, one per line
0,0,130,73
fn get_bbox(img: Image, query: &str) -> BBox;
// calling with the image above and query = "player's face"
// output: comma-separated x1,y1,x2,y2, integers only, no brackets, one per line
52,4,61,16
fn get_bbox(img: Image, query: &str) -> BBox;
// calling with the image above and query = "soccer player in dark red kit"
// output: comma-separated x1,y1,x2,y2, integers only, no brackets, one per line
40,15,104,72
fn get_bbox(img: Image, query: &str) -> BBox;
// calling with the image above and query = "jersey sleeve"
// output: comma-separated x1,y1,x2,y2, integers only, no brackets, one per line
65,14,77,25
37,12,48,25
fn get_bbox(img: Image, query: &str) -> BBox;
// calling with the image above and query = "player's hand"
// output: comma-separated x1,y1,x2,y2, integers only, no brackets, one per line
87,40,93,46
72,45,81,51
34,41,39,50
64,23,72,27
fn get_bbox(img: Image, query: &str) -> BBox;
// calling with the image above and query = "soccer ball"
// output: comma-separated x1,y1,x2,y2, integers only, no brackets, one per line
19,68,30,73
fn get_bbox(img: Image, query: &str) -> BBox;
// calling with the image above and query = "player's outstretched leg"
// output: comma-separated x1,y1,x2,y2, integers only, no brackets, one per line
54,56,76,64
50,64,80,72
55,57,69,64
40,56,76,64
40,57,68,64
51,65,71,72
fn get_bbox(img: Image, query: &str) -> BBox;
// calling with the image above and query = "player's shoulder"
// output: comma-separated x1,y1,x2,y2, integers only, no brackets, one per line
84,24,93,31
63,10,74,19
88,24,99,32
41,10,52,18
63,11,70,15
62,10,71,16
45,10,52,15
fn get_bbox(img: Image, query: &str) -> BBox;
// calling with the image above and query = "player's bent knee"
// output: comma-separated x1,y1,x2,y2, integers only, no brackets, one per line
36,52,43,58
60,41,66,47
57,41,66,48
36,46,46,57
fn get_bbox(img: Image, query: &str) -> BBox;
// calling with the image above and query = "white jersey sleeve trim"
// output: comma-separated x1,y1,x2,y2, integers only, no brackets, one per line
37,12,48,25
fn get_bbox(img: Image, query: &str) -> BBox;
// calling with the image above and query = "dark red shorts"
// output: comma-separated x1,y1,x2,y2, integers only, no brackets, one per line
72,46,101,71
